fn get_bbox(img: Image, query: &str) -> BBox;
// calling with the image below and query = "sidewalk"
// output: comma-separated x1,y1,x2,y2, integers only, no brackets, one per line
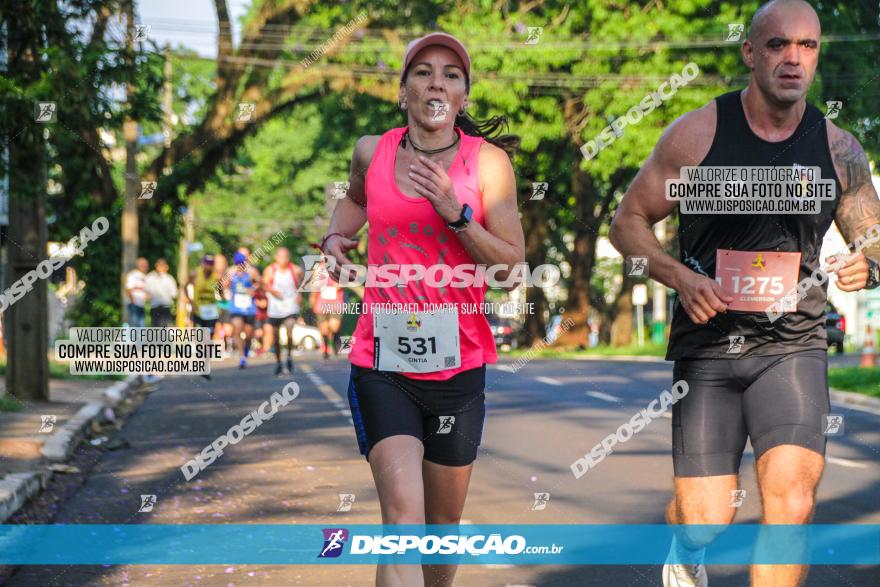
0,375,141,521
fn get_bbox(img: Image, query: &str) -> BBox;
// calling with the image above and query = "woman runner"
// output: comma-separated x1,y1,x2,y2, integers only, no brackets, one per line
319,32,524,587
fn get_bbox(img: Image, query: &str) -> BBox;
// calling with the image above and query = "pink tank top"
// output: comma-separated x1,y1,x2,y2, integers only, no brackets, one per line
349,126,498,380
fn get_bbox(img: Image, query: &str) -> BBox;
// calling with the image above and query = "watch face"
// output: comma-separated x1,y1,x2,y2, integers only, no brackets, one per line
462,204,474,222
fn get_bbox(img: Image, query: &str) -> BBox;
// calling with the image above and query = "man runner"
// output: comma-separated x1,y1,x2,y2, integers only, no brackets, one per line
188,255,220,335
610,1,880,586
229,251,257,369
188,255,220,381
309,274,344,360
263,247,303,376
213,253,233,354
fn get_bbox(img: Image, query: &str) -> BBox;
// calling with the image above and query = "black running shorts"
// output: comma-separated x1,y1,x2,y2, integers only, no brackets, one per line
672,349,830,477
347,364,487,466
268,314,298,328
193,316,217,335
230,313,255,326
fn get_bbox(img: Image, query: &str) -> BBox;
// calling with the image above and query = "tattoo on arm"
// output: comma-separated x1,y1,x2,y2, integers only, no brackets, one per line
832,131,880,259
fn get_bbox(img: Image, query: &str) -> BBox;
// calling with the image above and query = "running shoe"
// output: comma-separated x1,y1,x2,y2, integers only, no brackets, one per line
663,536,708,587
239,357,247,369
286,357,294,374
274,362,283,377
663,563,708,587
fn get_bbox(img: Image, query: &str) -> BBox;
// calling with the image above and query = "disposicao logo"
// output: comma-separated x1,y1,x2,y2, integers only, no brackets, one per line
318,528,349,558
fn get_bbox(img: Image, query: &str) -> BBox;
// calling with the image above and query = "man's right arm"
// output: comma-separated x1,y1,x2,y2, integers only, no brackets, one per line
609,102,733,325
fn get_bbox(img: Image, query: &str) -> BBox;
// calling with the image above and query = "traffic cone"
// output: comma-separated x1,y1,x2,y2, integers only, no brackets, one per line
860,324,877,368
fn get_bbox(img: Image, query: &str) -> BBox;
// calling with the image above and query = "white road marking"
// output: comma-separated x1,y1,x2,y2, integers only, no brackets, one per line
586,391,621,403
535,376,563,386
661,412,672,419
301,364,353,425
826,455,869,469
495,365,516,373
583,375,630,384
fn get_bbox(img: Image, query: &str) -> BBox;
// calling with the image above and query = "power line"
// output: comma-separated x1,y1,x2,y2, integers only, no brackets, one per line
140,20,880,50
194,55,865,89
142,16,880,42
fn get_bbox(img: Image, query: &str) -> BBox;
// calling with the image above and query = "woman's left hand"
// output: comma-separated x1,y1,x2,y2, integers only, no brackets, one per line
408,155,462,224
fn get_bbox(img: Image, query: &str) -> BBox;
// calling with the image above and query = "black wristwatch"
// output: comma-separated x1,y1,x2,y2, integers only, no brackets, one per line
866,258,880,290
447,203,474,233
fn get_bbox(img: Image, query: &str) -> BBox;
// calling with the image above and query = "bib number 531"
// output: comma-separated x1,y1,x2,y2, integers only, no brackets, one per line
398,336,437,356
374,310,461,373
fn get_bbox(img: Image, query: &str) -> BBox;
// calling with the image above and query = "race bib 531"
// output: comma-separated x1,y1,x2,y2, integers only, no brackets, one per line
373,309,461,373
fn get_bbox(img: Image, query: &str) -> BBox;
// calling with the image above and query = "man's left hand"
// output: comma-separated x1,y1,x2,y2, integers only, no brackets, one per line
826,252,869,291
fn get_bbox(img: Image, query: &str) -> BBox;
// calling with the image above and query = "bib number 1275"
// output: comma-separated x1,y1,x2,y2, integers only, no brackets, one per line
715,249,801,313
716,275,785,295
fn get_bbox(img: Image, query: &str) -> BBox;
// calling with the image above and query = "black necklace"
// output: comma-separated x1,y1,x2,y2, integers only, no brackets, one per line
402,129,460,155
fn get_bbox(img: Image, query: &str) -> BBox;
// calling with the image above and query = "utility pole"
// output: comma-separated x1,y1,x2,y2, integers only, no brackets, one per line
651,218,667,344
0,20,8,357
162,44,191,328
176,207,193,328
121,0,139,324
4,11,49,400
162,44,173,176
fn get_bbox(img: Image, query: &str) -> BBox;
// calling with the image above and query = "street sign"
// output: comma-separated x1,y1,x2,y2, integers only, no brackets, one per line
632,284,648,306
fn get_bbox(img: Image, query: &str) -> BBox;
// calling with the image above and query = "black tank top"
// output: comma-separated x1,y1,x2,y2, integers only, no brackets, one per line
667,90,842,360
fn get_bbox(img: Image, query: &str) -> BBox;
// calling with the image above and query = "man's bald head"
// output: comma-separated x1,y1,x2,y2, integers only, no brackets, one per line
749,0,820,43
743,0,821,106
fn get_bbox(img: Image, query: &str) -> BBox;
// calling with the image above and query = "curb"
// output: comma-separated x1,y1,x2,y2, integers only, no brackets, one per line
0,471,51,523
40,403,104,462
830,388,880,412
0,375,142,522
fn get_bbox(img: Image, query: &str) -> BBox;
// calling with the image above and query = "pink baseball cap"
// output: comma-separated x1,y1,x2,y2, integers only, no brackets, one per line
401,32,471,83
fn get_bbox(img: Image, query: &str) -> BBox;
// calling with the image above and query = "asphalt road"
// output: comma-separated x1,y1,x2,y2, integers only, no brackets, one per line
4,353,878,586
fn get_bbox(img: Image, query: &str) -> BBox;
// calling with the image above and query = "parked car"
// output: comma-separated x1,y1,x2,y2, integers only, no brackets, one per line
826,301,845,354
487,315,519,351
277,322,321,350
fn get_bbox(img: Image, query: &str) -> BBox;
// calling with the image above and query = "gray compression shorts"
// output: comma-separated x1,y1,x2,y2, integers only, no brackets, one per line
671,349,830,477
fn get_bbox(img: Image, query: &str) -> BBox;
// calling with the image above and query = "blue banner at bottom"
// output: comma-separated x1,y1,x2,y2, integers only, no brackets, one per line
0,524,877,565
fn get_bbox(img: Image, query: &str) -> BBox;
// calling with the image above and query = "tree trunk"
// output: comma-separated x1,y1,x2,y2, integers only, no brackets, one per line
5,14,49,401
555,164,599,348
519,196,548,345
611,270,635,347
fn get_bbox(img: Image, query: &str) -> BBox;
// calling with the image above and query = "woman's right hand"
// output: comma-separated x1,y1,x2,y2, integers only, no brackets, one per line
323,234,359,282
